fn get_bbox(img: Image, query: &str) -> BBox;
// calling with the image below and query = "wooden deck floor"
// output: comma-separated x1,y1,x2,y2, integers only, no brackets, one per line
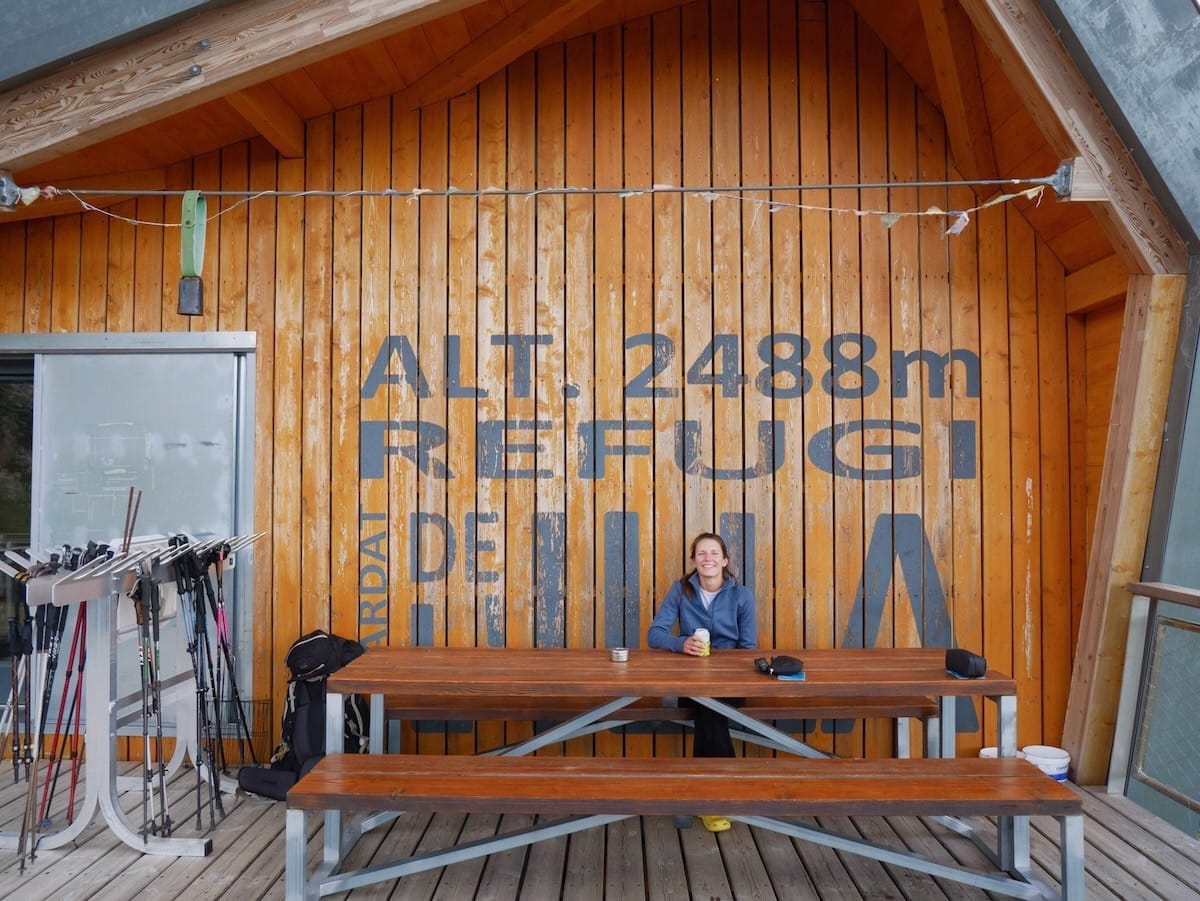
2,763,1199,900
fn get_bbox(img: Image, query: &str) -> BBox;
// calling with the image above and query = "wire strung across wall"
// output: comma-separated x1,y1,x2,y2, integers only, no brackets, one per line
4,165,1069,237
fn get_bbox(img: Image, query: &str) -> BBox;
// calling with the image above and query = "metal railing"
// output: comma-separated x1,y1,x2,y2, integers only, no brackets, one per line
1109,582,1200,816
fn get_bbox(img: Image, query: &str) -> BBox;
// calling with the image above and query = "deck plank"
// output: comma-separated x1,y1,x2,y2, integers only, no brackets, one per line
605,816,646,900
974,812,1124,900
182,799,293,900
642,813,686,900
429,811,498,900
472,811,532,900
1078,784,1200,875
1031,806,1200,899
561,814,605,901
752,823,823,898
882,815,989,900
345,811,435,900
396,811,469,900
841,813,954,900
817,814,911,898
514,815,568,901
99,791,274,901
1,775,1198,899
720,821,779,900
678,820,735,898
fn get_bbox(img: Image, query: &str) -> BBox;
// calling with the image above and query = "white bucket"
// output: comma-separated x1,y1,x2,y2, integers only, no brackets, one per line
978,747,1025,759
1021,745,1070,781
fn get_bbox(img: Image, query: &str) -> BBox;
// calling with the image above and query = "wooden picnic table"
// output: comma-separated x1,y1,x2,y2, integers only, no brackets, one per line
327,646,1018,761
290,647,1062,901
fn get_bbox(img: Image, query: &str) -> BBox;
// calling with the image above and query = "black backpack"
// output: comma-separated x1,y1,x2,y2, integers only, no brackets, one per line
237,630,369,800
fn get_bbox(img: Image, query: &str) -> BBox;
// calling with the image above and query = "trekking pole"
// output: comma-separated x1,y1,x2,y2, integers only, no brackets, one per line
124,489,142,555
22,614,33,781
194,563,227,775
24,603,69,858
207,542,258,765
130,570,154,842
18,602,51,870
177,567,204,827
26,601,68,835
183,546,224,822
38,605,84,824
209,547,228,763
146,574,172,836
0,571,27,766
193,579,225,821
18,726,40,872
33,604,68,749
8,618,24,784
171,536,206,827
65,604,86,824
1,619,24,777
0,655,24,768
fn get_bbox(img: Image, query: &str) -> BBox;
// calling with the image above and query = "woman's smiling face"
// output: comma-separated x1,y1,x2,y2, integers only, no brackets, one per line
692,537,728,579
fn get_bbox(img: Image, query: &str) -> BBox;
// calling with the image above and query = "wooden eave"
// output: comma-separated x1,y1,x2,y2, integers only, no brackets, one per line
0,0,1186,277
0,0,475,175
959,0,1186,274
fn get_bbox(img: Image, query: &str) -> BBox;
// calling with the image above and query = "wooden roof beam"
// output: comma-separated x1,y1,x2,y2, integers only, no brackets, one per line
395,0,609,111
0,0,473,175
1065,254,1128,314
957,0,1186,274
916,0,997,179
226,83,306,159
1063,273,1186,784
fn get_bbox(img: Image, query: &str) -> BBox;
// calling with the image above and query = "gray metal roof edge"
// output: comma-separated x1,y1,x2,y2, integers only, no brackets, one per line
1038,0,1200,250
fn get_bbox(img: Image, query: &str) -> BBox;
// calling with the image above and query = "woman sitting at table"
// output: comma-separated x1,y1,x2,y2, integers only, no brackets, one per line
647,531,757,833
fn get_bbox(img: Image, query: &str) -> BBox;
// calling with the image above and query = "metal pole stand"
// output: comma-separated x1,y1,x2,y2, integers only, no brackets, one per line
0,533,261,857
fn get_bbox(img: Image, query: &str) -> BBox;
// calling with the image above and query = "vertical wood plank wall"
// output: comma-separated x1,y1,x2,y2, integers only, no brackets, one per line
0,0,1093,755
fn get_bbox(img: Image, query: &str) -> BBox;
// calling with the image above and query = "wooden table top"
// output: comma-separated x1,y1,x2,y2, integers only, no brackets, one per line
328,646,1014,699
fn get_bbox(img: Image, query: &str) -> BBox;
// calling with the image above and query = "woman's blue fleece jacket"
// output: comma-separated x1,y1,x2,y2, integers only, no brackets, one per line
646,573,757,652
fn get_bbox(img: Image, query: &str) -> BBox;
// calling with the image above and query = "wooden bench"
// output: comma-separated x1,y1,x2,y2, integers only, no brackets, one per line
285,754,1084,900
384,693,942,756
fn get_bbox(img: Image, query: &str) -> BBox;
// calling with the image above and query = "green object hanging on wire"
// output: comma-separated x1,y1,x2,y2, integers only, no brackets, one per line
180,190,207,278
178,190,207,314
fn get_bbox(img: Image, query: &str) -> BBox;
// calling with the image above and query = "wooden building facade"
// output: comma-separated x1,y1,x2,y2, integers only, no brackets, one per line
0,0,1190,770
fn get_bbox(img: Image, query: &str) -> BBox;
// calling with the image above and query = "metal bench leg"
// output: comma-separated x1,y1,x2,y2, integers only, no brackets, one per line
1060,815,1084,901
286,808,308,901
895,716,911,758
371,693,385,754
994,694,1026,872
924,715,940,758
324,808,345,865
937,695,957,758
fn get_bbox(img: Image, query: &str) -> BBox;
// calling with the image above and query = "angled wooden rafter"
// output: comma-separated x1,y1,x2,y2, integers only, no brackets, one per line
0,0,472,175
957,0,1187,275
848,0,943,106
1062,273,1185,784
394,0,609,111
916,0,997,179
1065,253,1128,315
226,83,307,159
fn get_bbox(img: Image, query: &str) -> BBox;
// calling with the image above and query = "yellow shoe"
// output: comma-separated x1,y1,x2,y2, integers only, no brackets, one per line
699,815,731,833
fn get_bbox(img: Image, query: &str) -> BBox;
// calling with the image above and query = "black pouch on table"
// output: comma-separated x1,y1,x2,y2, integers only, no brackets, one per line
945,648,987,678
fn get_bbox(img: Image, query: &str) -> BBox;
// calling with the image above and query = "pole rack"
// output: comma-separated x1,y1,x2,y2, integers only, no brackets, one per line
0,532,264,857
